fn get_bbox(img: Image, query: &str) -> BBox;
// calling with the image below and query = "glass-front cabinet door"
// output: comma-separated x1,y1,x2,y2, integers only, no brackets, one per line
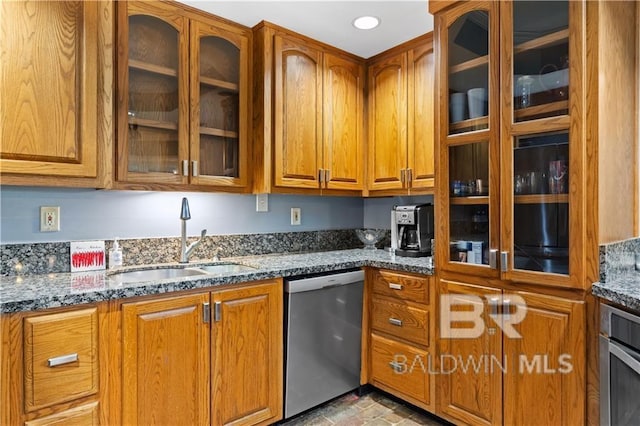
436,1,500,278
190,20,249,187
118,2,189,184
501,0,581,288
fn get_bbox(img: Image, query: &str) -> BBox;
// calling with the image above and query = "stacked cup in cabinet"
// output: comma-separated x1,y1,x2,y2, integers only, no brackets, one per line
365,269,435,411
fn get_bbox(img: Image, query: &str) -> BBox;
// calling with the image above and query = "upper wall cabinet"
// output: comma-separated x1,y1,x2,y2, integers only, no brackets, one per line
0,1,113,187
434,0,638,290
366,34,435,196
116,1,251,191
253,23,365,195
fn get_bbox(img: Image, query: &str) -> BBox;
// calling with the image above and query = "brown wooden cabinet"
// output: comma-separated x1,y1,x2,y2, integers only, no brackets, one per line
122,293,211,425
363,269,435,411
211,281,283,425
254,22,365,194
0,1,113,187
1,305,105,426
120,279,282,426
366,34,435,195
116,1,251,191
437,278,585,426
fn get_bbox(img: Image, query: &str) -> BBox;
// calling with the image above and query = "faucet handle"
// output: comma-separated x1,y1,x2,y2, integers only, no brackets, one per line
212,247,222,262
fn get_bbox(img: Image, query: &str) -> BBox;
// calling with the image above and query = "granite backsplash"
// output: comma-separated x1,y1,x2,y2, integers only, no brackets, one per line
599,237,640,283
1,229,391,276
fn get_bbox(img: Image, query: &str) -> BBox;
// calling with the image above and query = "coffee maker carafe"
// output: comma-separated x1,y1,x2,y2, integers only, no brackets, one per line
391,204,434,257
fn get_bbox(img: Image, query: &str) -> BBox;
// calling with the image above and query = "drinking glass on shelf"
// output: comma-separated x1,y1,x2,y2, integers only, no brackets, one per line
515,75,535,109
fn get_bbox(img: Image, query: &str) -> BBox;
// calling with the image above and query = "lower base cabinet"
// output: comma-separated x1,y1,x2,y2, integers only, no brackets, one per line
121,279,283,426
437,278,586,426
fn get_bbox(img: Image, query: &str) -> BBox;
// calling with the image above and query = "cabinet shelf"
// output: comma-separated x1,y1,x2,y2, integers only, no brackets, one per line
128,117,178,131
199,126,238,138
449,55,488,74
450,196,489,205
200,76,239,92
449,116,489,132
514,194,568,204
514,29,569,55
514,100,568,120
129,59,178,77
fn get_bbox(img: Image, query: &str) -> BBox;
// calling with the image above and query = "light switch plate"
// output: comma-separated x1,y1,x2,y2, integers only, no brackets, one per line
40,206,60,232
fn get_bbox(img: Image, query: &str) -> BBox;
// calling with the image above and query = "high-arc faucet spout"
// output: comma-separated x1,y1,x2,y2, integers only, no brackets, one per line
179,197,206,263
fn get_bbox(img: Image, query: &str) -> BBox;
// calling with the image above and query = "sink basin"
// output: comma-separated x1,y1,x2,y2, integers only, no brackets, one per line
197,263,257,275
109,267,208,283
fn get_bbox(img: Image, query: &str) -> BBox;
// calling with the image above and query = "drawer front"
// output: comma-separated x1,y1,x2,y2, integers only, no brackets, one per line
23,308,99,412
372,270,429,304
370,334,430,404
371,297,429,346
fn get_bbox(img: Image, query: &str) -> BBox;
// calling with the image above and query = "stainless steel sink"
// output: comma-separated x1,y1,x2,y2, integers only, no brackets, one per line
109,267,209,283
197,263,256,275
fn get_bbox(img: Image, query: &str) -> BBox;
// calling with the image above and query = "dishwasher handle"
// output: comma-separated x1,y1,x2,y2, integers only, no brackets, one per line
285,270,364,293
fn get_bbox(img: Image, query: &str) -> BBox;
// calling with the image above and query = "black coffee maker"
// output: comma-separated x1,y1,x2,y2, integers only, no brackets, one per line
391,204,434,257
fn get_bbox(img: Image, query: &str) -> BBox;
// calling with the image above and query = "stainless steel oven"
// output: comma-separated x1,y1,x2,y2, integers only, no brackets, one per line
600,303,640,426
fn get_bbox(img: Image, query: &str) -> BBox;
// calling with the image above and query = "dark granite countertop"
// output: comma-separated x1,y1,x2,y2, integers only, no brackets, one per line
592,274,640,312
0,249,434,313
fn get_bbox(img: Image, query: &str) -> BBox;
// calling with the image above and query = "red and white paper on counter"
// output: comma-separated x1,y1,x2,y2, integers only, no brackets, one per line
70,241,105,272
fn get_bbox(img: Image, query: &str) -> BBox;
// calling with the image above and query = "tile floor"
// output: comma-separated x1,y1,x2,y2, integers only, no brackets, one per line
279,390,450,426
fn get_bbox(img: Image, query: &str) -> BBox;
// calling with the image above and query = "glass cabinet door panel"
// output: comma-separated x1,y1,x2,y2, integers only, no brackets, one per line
199,135,237,177
512,132,569,275
199,36,240,178
448,11,489,135
127,14,181,176
449,142,490,265
513,1,569,122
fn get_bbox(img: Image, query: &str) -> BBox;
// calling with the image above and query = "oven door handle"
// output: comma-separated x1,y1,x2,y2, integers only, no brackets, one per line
610,340,640,374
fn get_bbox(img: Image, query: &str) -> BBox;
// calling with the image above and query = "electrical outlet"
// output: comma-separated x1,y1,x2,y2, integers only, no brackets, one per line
40,206,60,232
256,193,269,212
291,207,301,225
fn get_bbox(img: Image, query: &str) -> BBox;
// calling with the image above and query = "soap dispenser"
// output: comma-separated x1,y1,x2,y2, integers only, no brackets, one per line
109,238,123,269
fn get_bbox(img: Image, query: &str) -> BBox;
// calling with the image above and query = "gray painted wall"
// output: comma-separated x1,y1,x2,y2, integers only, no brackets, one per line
0,187,433,244
0,187,364,243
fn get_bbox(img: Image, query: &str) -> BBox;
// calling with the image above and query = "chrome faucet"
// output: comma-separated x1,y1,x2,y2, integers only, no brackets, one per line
179,197,206,263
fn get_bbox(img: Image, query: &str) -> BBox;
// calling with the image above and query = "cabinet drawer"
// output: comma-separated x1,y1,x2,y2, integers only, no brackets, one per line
370,334,430,404
23,308,99,412
371,297,429,346
372,270,429,304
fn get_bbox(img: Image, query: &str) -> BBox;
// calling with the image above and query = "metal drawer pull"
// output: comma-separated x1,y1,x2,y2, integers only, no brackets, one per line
48,353,78,367
388,317,403,327
389,283,403,290
388,361,403,373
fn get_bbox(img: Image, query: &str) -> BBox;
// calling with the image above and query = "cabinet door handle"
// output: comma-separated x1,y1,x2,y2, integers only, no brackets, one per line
48,353,78,367
501,251,509,272
389,283,403,290
388,361,403,373
325,169,330,184
182,160,189,176
203,302,210,324
407,168,413,185
503,299,511,320
388,317,403,327
192,161,198,177
318,169,324,184
489,249,498,269
214,301,221,322
489,297,500,316
400,169,406,185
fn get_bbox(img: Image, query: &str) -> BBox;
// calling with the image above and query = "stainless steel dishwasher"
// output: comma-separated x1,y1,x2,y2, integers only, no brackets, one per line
284,269,364,419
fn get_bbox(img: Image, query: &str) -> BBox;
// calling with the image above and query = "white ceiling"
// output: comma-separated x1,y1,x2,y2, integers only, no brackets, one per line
177,1,434,58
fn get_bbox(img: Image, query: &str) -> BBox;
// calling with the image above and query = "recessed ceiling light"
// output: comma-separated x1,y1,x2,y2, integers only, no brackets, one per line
353,16,380,30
